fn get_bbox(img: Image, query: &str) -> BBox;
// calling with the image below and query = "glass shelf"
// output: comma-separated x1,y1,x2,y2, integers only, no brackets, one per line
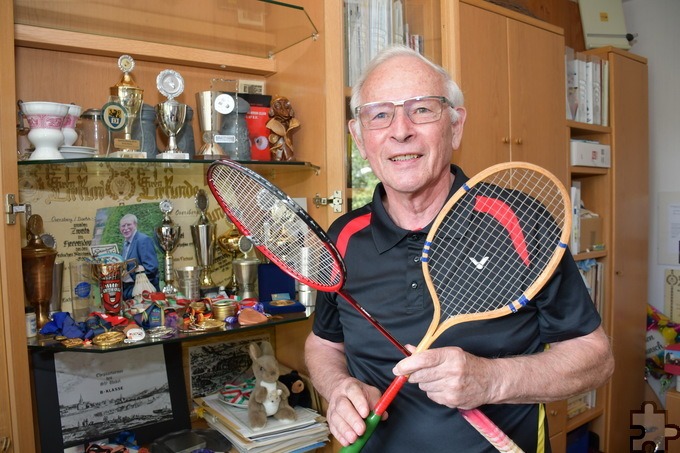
27,310,312,353
18,157,321,174
13,0,318,59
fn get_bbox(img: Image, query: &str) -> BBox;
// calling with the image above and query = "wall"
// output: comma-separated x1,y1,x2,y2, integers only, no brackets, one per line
621,0,680,315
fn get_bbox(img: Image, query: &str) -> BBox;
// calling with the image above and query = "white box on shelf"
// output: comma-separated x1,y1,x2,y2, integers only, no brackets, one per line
570,140,611,167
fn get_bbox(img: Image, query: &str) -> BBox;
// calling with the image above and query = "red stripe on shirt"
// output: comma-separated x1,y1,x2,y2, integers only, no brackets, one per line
336,213,372,258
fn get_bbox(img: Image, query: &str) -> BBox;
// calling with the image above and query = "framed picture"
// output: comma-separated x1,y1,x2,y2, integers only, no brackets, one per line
31,342,190,449
187,333,271,398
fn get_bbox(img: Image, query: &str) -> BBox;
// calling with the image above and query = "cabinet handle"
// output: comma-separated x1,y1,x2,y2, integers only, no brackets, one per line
549,410,558,416
501,137,510,144
514,138,523,145
1,436,10,452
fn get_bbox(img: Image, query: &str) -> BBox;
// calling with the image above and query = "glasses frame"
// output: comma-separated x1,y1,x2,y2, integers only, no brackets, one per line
354,95,454,130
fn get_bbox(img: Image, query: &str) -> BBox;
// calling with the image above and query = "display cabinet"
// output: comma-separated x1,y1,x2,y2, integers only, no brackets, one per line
1,1,347,451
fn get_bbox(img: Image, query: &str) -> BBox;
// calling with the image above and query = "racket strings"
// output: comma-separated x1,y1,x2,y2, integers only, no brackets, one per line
426,168,567,320
208,164,343,289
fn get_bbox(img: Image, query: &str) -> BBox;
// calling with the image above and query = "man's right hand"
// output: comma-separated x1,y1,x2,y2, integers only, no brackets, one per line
325,376,385,446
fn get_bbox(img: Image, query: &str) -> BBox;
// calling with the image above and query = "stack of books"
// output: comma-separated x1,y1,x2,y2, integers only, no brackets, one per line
195,393,329,453
567,390,596,419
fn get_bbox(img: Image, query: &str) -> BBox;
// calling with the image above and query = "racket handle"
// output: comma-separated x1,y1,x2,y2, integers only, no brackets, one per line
339,412,382,453
460,408,525,453
339,375,409,453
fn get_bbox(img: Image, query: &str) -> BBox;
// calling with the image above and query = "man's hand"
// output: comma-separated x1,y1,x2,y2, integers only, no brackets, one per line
325,376,385,446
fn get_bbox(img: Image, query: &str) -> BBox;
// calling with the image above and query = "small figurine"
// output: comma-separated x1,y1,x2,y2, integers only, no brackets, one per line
247,340,297,429
266,95,300,161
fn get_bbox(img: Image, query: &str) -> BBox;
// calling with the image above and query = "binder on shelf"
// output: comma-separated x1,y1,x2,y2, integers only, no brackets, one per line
601,59,610,127
576,52,588,123
570,181,582,254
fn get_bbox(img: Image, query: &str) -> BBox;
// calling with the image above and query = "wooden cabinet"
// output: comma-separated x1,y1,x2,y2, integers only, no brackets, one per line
557,47,649,453
584,47,649,453
452,0,568,184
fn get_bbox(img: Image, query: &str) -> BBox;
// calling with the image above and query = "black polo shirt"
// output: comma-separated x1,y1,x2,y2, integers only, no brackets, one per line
312,165,601,452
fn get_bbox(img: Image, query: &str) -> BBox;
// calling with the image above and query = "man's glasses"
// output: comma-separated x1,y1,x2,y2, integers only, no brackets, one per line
354,96,453,130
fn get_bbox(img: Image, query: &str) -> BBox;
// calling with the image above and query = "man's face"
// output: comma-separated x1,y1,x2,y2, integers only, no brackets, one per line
119,218,136,241
349,56,466,198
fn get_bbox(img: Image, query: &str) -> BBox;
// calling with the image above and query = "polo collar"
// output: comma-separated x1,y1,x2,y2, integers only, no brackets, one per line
370,164,469,254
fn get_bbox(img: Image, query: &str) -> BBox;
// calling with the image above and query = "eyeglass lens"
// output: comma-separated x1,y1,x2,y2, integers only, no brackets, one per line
358,97,448,129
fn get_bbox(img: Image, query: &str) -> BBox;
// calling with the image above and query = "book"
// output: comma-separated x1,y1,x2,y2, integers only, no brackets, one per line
601,59,610,126
576,52,588,123
591,54,602,125
195,393,329,453
570,181,582,253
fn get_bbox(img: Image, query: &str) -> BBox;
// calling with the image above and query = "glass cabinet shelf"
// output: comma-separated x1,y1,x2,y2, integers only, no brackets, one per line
18,158,321,175
13,0,318,60
28,311,311,353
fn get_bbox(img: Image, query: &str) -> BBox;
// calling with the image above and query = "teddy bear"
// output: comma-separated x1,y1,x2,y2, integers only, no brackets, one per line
278,370,312,409
247,340,297,429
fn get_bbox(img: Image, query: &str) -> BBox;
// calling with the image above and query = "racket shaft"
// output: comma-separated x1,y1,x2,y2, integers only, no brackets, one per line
339,290,410,356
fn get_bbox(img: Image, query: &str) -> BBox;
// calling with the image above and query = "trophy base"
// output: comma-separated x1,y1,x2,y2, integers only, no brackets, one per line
196,143,227,160
157,151,190,160
108,150,147,159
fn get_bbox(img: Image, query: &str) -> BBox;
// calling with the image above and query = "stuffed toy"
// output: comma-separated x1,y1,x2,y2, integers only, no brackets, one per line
279,370,312,408
247,341,297,429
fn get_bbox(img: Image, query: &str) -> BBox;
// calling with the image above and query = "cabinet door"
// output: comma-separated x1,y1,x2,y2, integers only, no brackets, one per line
456,2,511,174
605,51,649,453
0,1,36,451
456,3,567,184
507,17,567,184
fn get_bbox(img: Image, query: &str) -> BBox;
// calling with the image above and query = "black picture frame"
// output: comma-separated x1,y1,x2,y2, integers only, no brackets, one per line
31,342,190,450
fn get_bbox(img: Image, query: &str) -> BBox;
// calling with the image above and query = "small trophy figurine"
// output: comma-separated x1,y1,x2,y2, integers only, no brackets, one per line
190,189,216,288
155,200,181,295
156,69,189,159
107,54,145,157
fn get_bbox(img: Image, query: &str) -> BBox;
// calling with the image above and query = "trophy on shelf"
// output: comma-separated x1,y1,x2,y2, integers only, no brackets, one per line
155,200,181,295
190,189,216,288
107,55,145,158
195,90,227,159
21,214,57,329
156,69,189,159
232,235,260,300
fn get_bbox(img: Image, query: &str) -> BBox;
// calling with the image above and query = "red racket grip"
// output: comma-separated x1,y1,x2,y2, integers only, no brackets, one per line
459,409,525,452
339,375,409,453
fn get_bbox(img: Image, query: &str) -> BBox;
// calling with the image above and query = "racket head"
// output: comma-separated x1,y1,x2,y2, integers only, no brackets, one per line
206,160,346,292
420,162,571,346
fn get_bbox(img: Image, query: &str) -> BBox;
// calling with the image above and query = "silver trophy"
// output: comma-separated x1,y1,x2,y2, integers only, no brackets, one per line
190,189,216,288
155,200,181,295
195,91,227,159
156,69,189,159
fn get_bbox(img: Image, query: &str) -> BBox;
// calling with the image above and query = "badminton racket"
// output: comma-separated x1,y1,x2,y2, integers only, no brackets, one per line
343,161,571,453
206,159,409,356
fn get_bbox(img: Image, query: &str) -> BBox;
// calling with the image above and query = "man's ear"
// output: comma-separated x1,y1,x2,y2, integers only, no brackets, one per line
450,107,467,150
348,119,367,159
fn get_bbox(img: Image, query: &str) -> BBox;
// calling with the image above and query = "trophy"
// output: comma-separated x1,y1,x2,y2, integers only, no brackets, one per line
21,215,57,329
195,91,227,159
108,55,145,157
190,189,216,288
156,69,189,159
155,200,181,295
